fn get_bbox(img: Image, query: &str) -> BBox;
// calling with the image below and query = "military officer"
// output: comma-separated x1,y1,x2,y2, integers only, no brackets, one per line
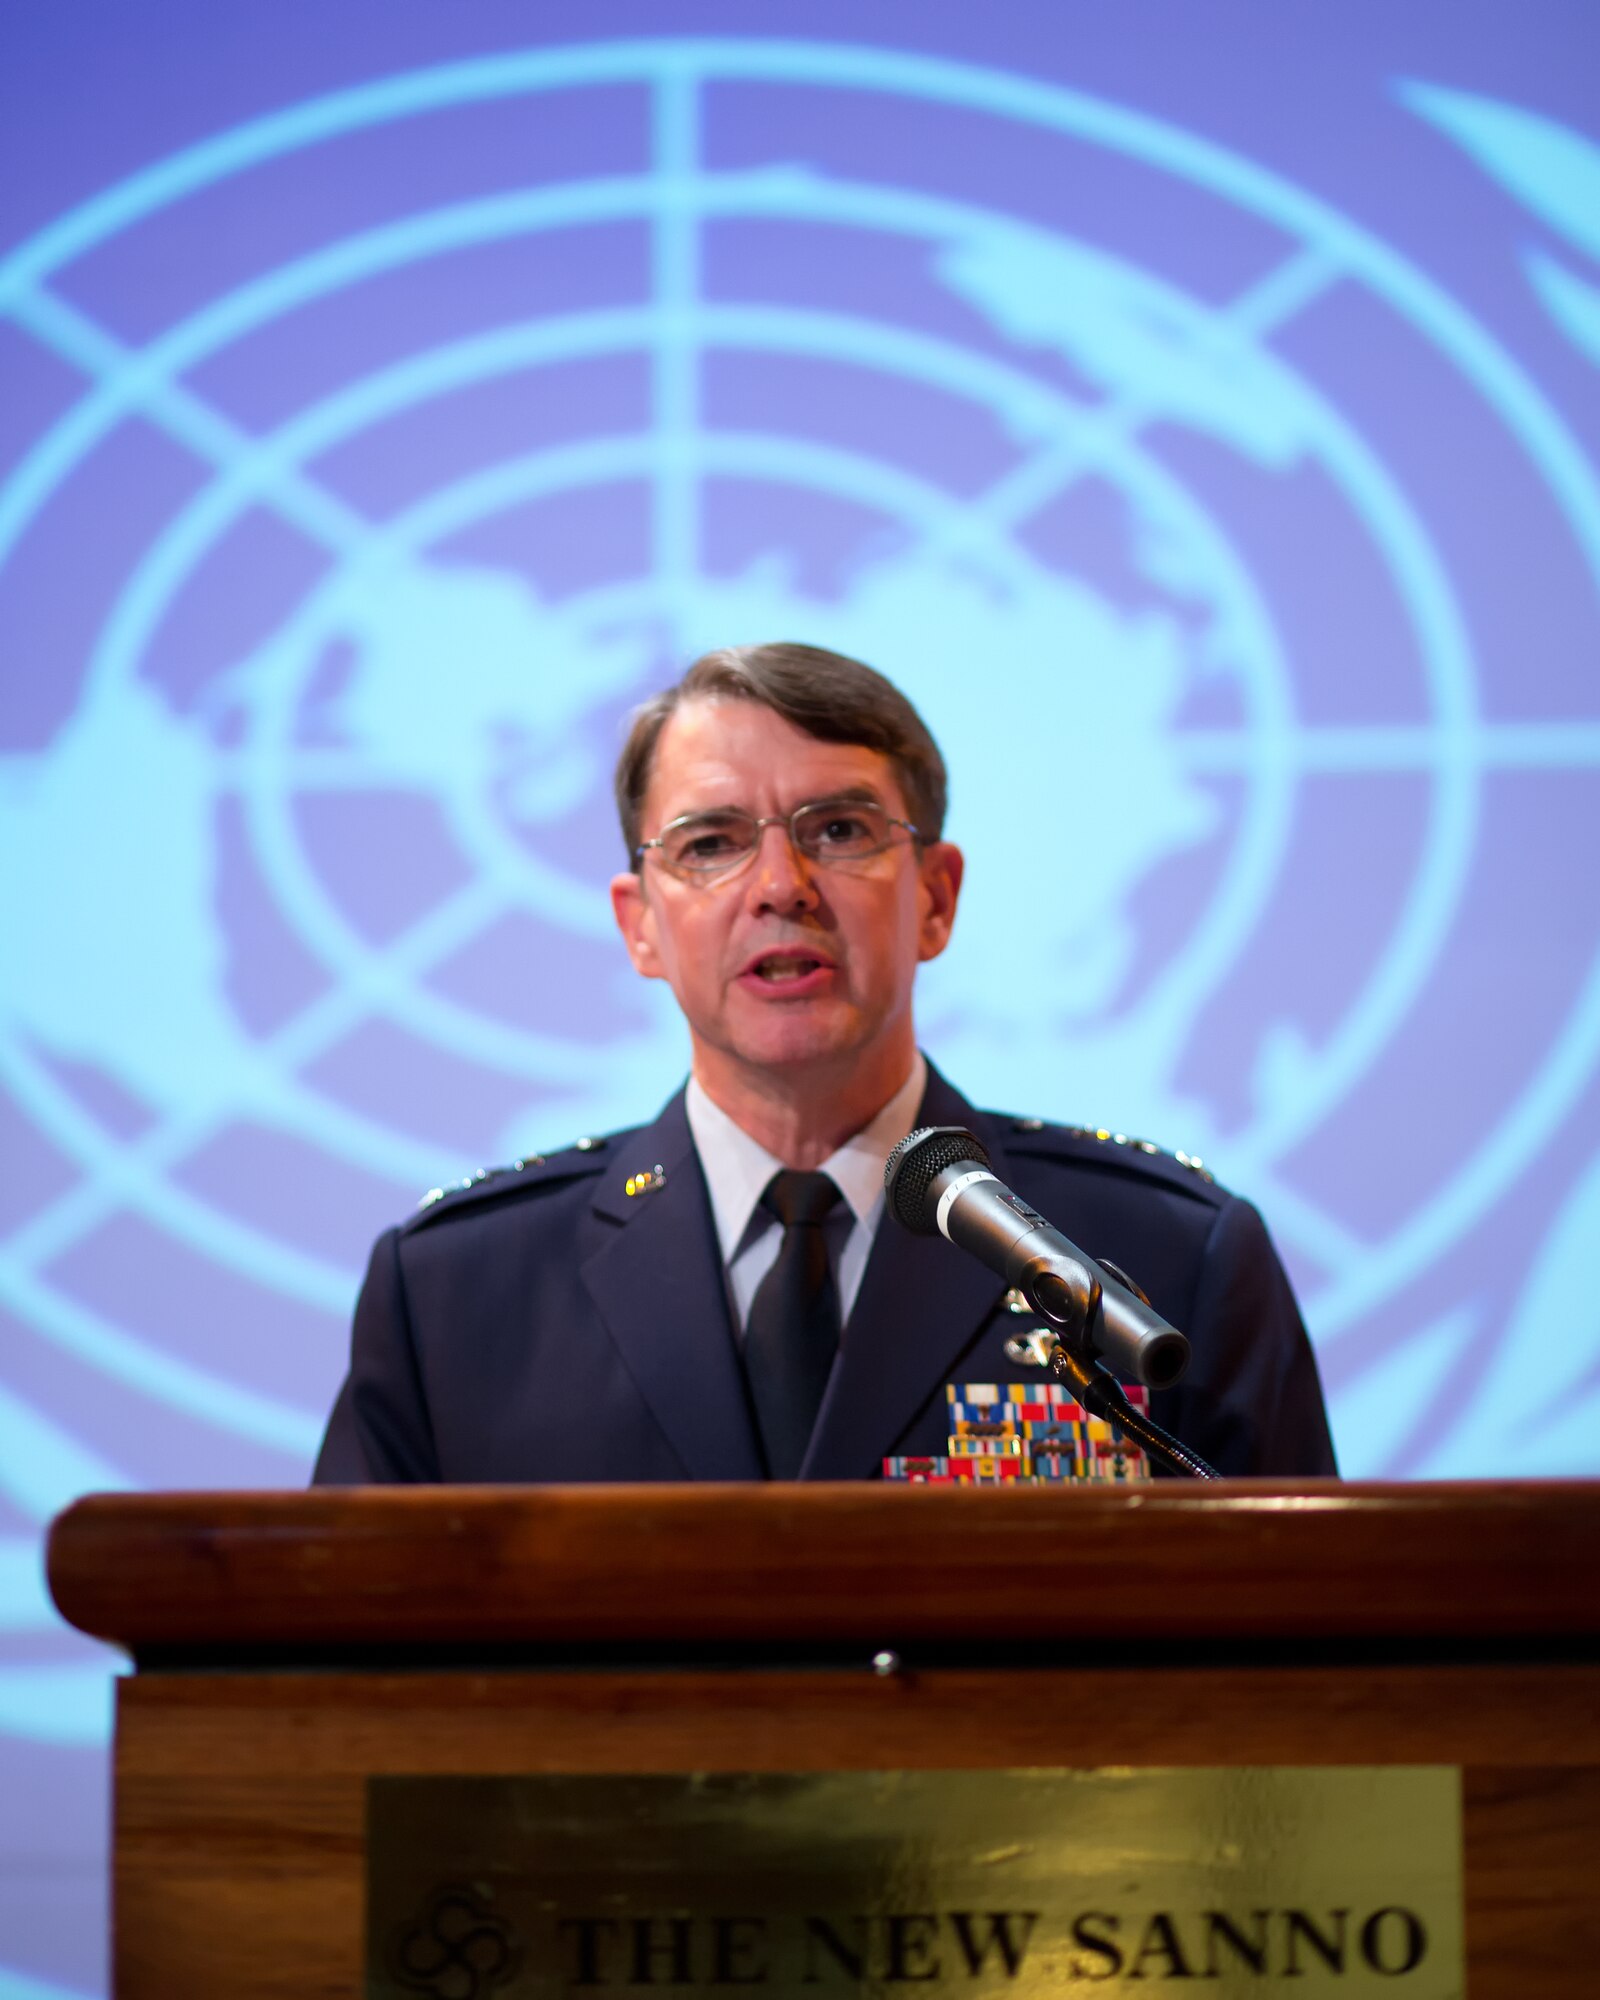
314,643,1335,1483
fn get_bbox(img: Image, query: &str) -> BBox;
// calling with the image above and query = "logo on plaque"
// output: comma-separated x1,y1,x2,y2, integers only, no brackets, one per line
389,1880,523,2000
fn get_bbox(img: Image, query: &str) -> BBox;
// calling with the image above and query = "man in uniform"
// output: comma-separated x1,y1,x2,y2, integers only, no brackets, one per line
315,643,1335,1483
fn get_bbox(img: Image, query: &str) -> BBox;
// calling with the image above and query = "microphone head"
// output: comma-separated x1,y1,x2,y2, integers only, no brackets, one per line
884,1126,991,1235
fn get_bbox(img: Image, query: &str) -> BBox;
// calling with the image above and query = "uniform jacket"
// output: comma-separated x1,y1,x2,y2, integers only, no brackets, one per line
313,1066,1336,1484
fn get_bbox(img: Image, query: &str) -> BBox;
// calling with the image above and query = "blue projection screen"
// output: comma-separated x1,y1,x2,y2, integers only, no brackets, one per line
2,5,1599,1991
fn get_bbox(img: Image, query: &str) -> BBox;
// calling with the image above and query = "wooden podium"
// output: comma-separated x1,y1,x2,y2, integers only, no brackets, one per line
49,1482,1600,1997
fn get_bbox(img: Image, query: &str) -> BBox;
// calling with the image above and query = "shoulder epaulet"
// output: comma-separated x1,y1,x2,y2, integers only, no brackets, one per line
402,1133,613,1231
1003,1116,1222,1191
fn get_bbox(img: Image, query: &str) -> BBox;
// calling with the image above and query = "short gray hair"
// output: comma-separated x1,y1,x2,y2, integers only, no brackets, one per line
614,642,947,862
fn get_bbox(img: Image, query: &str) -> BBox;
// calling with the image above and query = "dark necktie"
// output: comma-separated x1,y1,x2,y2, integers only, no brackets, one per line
743,1170,844,1479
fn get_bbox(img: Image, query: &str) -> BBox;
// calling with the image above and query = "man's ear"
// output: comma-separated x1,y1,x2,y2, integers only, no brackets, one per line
915,840,964,963
610,869,665,980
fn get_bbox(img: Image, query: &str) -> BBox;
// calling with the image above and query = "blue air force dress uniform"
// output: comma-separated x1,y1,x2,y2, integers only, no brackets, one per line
313,1065,1336,1484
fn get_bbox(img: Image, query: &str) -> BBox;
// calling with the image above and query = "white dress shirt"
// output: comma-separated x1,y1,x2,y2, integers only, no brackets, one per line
685,1054,928,1337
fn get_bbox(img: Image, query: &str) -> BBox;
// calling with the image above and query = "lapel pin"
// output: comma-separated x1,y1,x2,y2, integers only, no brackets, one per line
625,1163,667,1197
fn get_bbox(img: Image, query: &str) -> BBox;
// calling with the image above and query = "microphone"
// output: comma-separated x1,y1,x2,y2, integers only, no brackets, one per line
884,1125,1191,1391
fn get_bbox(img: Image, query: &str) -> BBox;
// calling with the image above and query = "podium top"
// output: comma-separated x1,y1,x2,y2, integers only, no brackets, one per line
46,1481,1600,1664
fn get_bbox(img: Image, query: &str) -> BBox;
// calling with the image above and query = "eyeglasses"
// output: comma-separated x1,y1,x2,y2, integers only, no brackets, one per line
635,797,920,880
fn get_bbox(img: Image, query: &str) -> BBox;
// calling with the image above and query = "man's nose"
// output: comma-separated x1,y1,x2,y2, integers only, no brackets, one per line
745,818,819,912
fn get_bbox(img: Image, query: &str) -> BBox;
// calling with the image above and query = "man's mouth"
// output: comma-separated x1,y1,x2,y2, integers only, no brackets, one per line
743,950,834,985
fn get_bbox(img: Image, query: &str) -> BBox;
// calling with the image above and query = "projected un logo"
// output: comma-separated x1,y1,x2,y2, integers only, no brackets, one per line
4,39,1600,1748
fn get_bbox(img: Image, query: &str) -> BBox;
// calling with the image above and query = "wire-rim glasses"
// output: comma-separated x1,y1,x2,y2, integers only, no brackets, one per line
635,797,920,879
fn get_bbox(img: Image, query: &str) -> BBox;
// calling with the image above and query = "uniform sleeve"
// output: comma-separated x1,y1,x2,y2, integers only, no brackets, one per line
312,1226,441,1485
1162,1193,1338,1478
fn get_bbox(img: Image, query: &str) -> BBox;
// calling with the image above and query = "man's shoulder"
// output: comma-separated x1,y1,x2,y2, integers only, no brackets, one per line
396,1125,641,1236
987,1110,1230,1209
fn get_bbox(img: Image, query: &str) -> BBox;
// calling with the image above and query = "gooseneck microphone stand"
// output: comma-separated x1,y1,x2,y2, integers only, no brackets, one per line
1039,1253,1220,1480
1044,1323,1220,1481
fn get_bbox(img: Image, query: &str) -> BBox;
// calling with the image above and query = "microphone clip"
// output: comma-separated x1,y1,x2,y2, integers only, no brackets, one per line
1013,1252,1102,1350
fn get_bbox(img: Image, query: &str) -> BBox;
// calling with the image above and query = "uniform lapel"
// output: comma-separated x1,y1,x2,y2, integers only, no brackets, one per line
580,1091,765,1482
802,1067,1011,1480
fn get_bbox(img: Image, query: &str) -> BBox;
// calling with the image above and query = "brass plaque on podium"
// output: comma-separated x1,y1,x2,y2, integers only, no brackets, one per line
368,1768,1461,1997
